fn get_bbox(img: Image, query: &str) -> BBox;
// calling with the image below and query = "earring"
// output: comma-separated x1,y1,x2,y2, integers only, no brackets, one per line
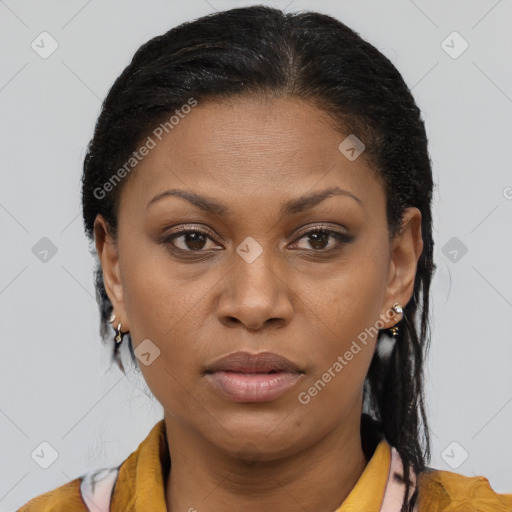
108,312,116,324
389,302,403,337
115,323,123,344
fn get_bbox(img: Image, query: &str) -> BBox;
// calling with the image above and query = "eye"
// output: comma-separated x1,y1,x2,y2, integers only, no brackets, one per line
160,224,354,255
161,227,222,252
290,227,354,251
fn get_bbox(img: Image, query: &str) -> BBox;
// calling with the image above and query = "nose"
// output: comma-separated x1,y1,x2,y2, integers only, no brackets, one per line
216,251,294,331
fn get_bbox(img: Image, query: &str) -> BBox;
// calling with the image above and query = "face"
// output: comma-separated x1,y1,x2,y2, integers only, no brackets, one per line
95,95,423,460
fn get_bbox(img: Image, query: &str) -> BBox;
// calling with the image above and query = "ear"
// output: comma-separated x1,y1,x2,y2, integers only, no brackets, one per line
379,207,423,329
94,214,130,331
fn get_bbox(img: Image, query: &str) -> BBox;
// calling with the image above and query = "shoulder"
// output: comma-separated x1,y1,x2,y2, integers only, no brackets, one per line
16,477,86,512
16,466,120,512
418,468,512,512
16,419,165,512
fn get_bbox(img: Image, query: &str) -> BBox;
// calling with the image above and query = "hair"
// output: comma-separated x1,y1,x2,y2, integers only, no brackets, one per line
81,5,436,510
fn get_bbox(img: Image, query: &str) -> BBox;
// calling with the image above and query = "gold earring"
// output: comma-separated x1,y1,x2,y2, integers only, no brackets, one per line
115,323,123,344
389,302,403,337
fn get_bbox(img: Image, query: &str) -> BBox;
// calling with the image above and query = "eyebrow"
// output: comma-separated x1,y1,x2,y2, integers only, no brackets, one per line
146,186,362,216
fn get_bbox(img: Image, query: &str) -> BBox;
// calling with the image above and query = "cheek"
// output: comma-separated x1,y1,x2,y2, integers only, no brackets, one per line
296,251,387,393
313,251,388,335
119,235,206,338
294,294,380,420
118,239,216,402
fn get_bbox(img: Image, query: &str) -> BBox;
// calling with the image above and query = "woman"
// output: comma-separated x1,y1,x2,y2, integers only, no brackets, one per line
17,5,512,512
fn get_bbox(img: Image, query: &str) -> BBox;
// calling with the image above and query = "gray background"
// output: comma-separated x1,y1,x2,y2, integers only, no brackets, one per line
1,0,511,510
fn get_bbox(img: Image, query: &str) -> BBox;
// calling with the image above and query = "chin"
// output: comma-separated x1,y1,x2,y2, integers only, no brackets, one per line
204,418,310,461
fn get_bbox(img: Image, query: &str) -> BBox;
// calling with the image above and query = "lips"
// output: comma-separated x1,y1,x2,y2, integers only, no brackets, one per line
205,351,303,374
204,351,304,403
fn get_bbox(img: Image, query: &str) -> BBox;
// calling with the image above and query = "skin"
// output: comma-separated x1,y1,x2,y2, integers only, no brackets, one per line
94,95,423,512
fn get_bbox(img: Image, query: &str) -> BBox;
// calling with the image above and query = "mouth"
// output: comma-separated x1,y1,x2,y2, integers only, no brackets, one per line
204,351,304,403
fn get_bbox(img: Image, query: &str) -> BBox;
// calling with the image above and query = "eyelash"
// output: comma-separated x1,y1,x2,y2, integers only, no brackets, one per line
159,224,354,255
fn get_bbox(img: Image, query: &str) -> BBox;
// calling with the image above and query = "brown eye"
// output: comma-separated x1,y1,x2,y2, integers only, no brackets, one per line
162,228,221,252
160,225,354,256
291,228,354,251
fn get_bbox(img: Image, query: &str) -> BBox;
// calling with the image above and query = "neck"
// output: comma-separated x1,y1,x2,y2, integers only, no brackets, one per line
164,407,373,512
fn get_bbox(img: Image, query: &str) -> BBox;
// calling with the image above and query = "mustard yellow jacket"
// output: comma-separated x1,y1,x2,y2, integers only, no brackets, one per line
17,419,512,512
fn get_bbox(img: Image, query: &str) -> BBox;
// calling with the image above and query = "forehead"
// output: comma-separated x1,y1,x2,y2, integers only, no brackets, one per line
119,96,385,218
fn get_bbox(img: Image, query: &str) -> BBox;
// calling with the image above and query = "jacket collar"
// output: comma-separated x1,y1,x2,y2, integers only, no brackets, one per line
111,418,392,512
